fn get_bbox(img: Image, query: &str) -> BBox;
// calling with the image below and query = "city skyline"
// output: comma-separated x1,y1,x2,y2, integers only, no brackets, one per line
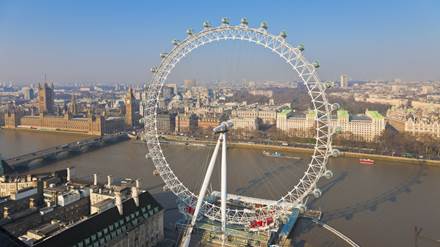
1,0,440,84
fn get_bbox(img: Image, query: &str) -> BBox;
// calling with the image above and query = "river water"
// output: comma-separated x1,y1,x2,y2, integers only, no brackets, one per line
1,129,439,247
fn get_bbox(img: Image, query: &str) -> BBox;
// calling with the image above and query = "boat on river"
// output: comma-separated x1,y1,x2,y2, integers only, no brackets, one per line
359,158,375,165
262,151,301,160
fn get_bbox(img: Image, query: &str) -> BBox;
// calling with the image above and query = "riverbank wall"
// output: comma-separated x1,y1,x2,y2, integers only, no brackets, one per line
160,136,440,167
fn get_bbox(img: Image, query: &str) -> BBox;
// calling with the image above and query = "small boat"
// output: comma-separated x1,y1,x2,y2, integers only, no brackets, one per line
272,152,283,158
262,151,301,160
262,151,283,158
359,158,375,165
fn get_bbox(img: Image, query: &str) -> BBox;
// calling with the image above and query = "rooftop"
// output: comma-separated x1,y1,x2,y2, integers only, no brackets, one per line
34,191,163,247
278,108,292,116
337,110,349,119
367,110,384,120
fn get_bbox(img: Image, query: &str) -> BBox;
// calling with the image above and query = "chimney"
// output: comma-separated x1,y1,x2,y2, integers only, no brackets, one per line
29,198,35,209
3,207,9,219
93,174,98,186
107,175,112,187
115,191,123,215
66,168,71,182
131,180,140,207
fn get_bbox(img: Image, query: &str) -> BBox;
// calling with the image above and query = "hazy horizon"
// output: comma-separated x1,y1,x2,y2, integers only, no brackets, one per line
1,0,440,84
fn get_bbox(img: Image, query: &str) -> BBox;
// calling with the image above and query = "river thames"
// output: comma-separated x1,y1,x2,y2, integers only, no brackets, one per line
1,129,439,247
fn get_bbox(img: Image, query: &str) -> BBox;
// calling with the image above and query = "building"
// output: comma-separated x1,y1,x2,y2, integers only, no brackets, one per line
125,88,136,128
0,170,164,247
421,85,434,94
276,109,315,137
340,74,349,88
197,116,220,130
336,110,385,141
232,107,277,125
405,118,440,138
0,175,37,198
276,108,385,141
3,111,124,136
156,113,176,133
175,113,198,133
33,187,164,247
3,111,22,129
37,83,55,114
69,94,78,115
0,169,91,237
183,79,196,91
362,96,408,106
231,117,259,131
22,87,34,101
257,108,277,125
249,89,273,98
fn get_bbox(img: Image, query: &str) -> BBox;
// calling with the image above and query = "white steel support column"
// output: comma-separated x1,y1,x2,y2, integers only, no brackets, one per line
180,134,223,247
221,132,227,244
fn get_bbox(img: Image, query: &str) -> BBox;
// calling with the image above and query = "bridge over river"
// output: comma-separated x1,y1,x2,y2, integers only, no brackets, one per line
2,133,128,173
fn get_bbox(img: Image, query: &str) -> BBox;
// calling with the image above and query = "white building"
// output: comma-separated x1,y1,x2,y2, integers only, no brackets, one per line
231,117,260,130
232,107,277,125
405,118,440,137
276,108,385,141
340,74,349,88
276,109,315,137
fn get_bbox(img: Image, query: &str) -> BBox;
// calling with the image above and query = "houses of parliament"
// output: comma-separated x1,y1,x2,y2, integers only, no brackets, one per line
3,83,136,136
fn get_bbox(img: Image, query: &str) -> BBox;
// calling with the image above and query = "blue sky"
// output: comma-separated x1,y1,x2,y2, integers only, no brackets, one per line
0,0,439,84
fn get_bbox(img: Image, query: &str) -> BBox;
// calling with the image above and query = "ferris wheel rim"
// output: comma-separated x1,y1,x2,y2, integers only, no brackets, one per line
143,21,335,226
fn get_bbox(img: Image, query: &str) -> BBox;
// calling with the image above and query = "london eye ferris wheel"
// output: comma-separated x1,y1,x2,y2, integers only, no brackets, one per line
143,17,340,244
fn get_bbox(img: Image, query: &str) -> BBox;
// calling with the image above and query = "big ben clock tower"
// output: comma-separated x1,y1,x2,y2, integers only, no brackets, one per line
125,87,136,128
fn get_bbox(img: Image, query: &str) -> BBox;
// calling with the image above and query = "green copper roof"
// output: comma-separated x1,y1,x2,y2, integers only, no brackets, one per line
279,108,292,116
337,110,349,119
306,110,317,118
367,110,384,120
